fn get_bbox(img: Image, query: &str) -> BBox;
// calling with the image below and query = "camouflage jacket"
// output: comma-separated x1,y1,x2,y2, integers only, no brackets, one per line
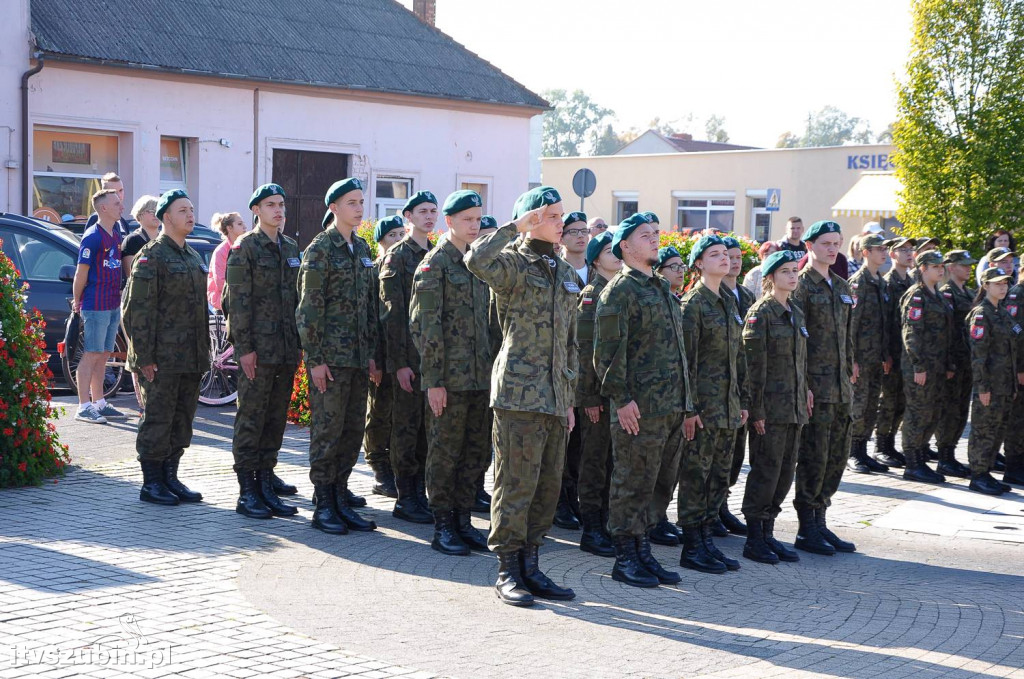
900,283,954,375
849,267,890,366
967,299,1020,396
409,237,493,392
122,234,210,373
295,225,377,369
940,281,974,370
726,280,757,320
1006,284,1024,357
742,295,809,424
575,272,610,408
679,280,744,428
222,228,301,364
379,235,431,374
884,268,913,364
464,223,579,416
792,266,854,404
372,256,386,369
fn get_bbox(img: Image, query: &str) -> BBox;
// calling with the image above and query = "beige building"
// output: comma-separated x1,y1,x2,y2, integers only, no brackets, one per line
541,144,899,242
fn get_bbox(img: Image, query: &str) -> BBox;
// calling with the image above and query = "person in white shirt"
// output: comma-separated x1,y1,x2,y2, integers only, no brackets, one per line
561,212,590,285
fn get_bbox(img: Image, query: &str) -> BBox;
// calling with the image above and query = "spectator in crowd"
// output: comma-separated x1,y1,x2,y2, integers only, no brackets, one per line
86,172,133,238
207,212,247,310
976,229,1019,286
776,217,807,253
121,195,161,271
846,235,863,278
588,217,608,237
742,241,779,295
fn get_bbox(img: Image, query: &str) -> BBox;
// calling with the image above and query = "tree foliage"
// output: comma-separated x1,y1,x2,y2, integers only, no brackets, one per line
541,89,614,157
705,115,730,143
776,105,875,147
893,0,1024,252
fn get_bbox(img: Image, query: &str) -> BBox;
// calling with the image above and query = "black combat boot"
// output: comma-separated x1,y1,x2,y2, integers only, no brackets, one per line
994,452,1007,472
816,507,855,553
742,518,779,564
431,510,469,555
968,473,1004,496
140,460,180,506
678,525,727,574
903,448,946,484
719,504,748,535
415,470,429,508
925,444,938,461
847,438,874,474
636,533,681,584
611,536,659,588
255,469,298,516
702,522,740,570
369,459,398,498
520,545,575,600
763,517,799,562
579,511,615,557
861,439,890,472
162,456,202,502
393,476,432,524
236,470,273,519
708,517,730,538
1003,458,1024,486
936,446,970,479
271,472,298,496
344,486,367,508
552,482,581,530
311,484,348,534
873,433,905,468
472,485,492,514
495,552,534,607
794,506,835,555
454,509,489,551
648,517,681,546
334,478,377,531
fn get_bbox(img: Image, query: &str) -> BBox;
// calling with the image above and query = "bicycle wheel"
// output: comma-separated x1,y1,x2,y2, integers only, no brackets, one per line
62,323,127,399
198,314,239,406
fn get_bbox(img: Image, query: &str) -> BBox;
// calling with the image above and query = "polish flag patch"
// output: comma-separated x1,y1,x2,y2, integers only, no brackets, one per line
971,325,985,339
582,297,593,305
747,316,758,324
908,307,922,321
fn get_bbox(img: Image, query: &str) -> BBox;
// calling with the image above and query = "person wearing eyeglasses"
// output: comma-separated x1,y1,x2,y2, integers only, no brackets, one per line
655,246,686,300
121,195,161,272
588,217,608,237
560,212,591,286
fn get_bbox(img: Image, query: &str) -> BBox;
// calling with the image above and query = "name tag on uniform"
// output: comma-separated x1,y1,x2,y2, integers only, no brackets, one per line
840,295,853,305
361,257,373,268
563,281,581,293
1014,324,1022,335
733,314,742,325
199,264,209,273
287,257,301,268
800,326,809,337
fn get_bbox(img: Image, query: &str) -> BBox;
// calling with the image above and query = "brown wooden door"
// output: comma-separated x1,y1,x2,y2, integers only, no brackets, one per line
272,149,350,249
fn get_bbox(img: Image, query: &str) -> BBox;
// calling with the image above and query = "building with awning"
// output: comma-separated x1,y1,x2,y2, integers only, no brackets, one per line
831,171,903,222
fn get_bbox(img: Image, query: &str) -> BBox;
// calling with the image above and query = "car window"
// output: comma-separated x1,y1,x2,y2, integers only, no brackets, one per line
9,230,75,281
0,229,22,271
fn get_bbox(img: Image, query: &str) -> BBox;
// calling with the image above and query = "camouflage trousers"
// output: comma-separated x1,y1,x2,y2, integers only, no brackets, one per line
389,372,427,478
935,366,972,449
851,361,885,441
561,407,583,490
967,395,1012,475
875,361,905,437
488,408,567,554
900,367,946,453
1005,393,1024,465
728,424,748,488
676,425,736,527
136,371,201,463
650,418,684,525
363,372,393,468
232,362,297,472
608,413,683,537
425,390,491,512
742,422,802,521
308,366,368,487
794,402,851,510
577,400,612,517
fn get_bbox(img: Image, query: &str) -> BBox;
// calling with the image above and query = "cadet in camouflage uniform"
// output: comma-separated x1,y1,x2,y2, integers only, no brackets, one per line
847,234,892,474
296,178,379,535
676,235,746,574
409,190,493,556
1002,273,1024,486
122,190,209,506
364,215,406,499
222,184,301,519
791,221,856,557
380,190,437,524
465,186,578,607
472,215,501,514
575,230,620,557
934,250,977,478
899,251,954,485
740,250,808,565
593,214,689,588
874,237,915,467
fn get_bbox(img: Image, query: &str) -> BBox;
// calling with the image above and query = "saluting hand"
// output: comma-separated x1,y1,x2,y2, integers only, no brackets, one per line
240,351,257,380
428,387,447,417
513,206,546,234
311,364,333,393
584,404,603,424
684,414,703,441
617,401,641,436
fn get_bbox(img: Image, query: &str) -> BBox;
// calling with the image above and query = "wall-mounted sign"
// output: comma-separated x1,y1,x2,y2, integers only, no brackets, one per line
847,153,894,171
52,141,91,165
766,188,781,212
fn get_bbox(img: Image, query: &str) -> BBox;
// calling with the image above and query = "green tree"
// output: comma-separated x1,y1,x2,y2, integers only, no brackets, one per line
541,89,614,157
704,114,730,142
893,0,1024,251
775,106,874,147
775,131,800,148
590,123,623,155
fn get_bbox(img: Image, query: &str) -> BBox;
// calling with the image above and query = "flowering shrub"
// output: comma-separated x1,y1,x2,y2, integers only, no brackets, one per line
0,237,70,487
287,362,311,426
660,231,761,290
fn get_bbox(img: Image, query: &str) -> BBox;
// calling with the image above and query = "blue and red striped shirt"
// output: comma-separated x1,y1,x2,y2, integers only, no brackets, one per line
78,225,123,311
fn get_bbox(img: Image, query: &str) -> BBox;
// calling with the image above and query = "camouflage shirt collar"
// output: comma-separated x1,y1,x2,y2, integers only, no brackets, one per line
440,237,466,264
804,265,832,286
695,279,733,309
622,264,656,285
253,227,280,249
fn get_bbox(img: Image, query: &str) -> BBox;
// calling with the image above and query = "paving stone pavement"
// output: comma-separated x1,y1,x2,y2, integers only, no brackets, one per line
0,394,1022,678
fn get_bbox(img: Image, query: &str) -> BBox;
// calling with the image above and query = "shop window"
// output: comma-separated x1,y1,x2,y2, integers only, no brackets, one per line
374,176,414,218
750,197,772,242
676,197,735,233
32,128,118,220
616,200,638,223
160,137,187,191
460,181,490,213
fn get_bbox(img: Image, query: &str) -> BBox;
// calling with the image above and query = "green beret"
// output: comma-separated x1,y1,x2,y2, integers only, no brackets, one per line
981,266,1013,283
442,190,482,216
321,210,333,230
884,236,913,250
586,231,613,266
943,249,975,265
802,220,842,242
657,246,682,270
374,215,405,242
563,211,587,228
512,186,562,220
610,212,653,259
155,189,189,221
248,183,286,209
688,234,726,267
761,250,802,277
986,246,1016,262
722,236,741,250
641,211,660,225
860,234,886,249
324,177,364,206
480,215,498,230
403,190,438,214
916,250,944,267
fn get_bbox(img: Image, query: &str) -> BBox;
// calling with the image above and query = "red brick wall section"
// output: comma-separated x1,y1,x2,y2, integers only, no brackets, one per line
413,0,436,26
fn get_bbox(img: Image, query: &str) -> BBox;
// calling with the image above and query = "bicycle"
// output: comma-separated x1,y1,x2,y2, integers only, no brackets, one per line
198,311,239,406
59,304,128,401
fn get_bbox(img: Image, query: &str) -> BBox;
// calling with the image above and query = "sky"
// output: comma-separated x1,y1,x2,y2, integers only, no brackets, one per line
398,0,915,148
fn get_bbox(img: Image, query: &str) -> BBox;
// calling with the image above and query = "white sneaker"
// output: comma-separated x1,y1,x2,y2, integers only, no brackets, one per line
74,404,108,424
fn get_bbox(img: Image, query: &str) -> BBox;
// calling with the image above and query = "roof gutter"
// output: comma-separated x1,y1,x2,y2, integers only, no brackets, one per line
21,52,44,214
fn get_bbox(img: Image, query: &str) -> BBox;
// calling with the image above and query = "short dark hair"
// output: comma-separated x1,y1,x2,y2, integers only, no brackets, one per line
787,216,802,224
101,172,122,185
91,188,118,211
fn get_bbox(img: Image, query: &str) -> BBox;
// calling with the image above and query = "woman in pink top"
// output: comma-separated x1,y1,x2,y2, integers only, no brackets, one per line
207,212,247,309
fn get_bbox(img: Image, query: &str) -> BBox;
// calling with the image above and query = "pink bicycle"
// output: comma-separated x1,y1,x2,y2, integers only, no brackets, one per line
198,311,239,406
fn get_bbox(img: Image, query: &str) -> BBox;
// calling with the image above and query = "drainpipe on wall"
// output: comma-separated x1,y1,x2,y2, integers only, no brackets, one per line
21,51,44,214
252,88,260,189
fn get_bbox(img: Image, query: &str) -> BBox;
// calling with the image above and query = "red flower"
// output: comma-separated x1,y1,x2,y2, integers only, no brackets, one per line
17,462,27,472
